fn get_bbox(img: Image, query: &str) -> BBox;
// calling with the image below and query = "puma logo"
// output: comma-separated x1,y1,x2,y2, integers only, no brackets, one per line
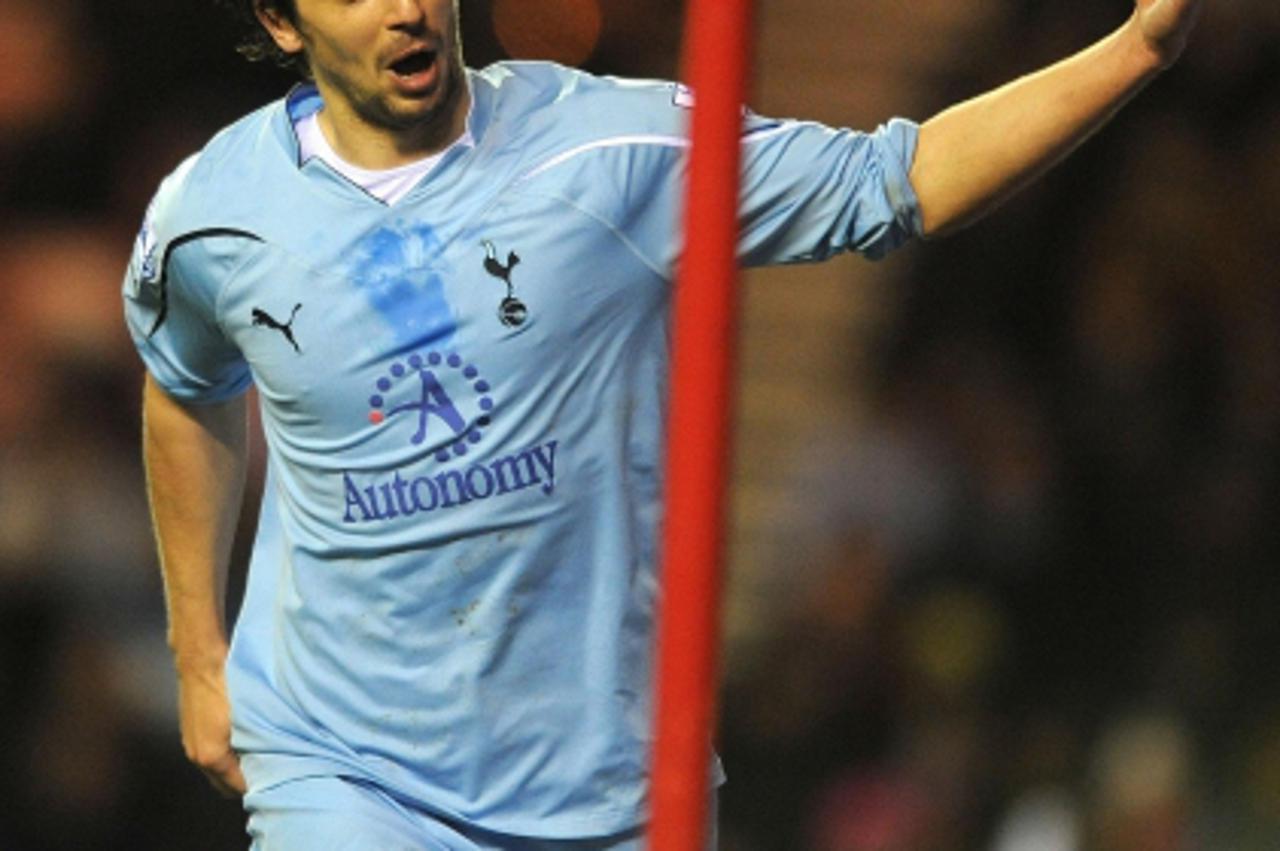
252,303,302,353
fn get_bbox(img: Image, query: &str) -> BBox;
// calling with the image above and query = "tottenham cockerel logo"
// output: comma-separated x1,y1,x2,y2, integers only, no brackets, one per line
482,240,528,327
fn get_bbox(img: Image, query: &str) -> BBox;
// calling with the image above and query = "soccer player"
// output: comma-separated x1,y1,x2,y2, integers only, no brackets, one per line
124,0,1202,847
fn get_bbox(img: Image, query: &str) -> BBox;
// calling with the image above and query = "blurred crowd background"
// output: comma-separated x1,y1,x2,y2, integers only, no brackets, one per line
1,0,1277,849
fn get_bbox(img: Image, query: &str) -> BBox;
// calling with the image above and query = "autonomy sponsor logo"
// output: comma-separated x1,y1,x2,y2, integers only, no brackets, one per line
342,443,558,524
342,349,559,523
366,350,492,456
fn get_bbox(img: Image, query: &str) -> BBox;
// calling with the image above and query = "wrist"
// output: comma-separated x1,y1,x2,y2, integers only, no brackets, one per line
1124,5,1194,73
170,635,229,674
1119,14,1170,76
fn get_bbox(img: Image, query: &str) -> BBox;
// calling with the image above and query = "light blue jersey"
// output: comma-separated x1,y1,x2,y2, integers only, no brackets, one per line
123,62,922,839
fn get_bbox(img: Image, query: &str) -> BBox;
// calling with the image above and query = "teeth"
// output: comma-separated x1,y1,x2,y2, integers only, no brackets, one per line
391,50,434,76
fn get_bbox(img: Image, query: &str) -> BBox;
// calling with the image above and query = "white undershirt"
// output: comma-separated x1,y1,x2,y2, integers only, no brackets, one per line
296,110,474,205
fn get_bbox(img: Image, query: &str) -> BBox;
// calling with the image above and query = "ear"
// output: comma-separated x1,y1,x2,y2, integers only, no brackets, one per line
254,1,306,56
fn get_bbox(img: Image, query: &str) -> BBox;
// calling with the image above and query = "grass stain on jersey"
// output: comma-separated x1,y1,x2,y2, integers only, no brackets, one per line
350,223,457,348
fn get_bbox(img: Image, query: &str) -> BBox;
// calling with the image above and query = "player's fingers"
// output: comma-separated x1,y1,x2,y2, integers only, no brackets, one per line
224,755,248,796
201,751,248,798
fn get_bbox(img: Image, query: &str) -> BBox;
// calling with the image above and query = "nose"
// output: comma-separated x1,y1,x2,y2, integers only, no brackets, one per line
386,0,427,31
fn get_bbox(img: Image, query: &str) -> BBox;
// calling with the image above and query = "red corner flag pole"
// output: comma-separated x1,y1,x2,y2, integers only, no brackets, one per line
648,0,754,848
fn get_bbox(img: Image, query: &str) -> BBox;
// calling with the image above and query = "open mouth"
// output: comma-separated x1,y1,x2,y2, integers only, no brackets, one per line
390,48,437,77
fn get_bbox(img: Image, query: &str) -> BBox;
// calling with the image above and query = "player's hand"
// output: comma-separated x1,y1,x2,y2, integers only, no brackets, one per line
1132,0,1205,68
176,656,247,797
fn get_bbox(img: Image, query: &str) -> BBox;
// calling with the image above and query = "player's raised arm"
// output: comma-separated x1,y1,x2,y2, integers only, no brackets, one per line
142,375,249,797
909,0,1204,237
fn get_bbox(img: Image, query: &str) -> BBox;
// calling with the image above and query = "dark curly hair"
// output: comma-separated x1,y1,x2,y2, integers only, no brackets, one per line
215,0,309,75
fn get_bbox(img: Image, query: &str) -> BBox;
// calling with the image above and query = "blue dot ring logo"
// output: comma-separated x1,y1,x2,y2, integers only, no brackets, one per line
344,352,559,524
367,351,494,462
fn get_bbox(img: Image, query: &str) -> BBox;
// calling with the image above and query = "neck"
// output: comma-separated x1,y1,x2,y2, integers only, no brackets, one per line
316,81,471,170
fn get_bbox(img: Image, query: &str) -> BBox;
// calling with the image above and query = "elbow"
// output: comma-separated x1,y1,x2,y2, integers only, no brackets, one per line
914,197,955,240
912,185,991,240
908,162,952,239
